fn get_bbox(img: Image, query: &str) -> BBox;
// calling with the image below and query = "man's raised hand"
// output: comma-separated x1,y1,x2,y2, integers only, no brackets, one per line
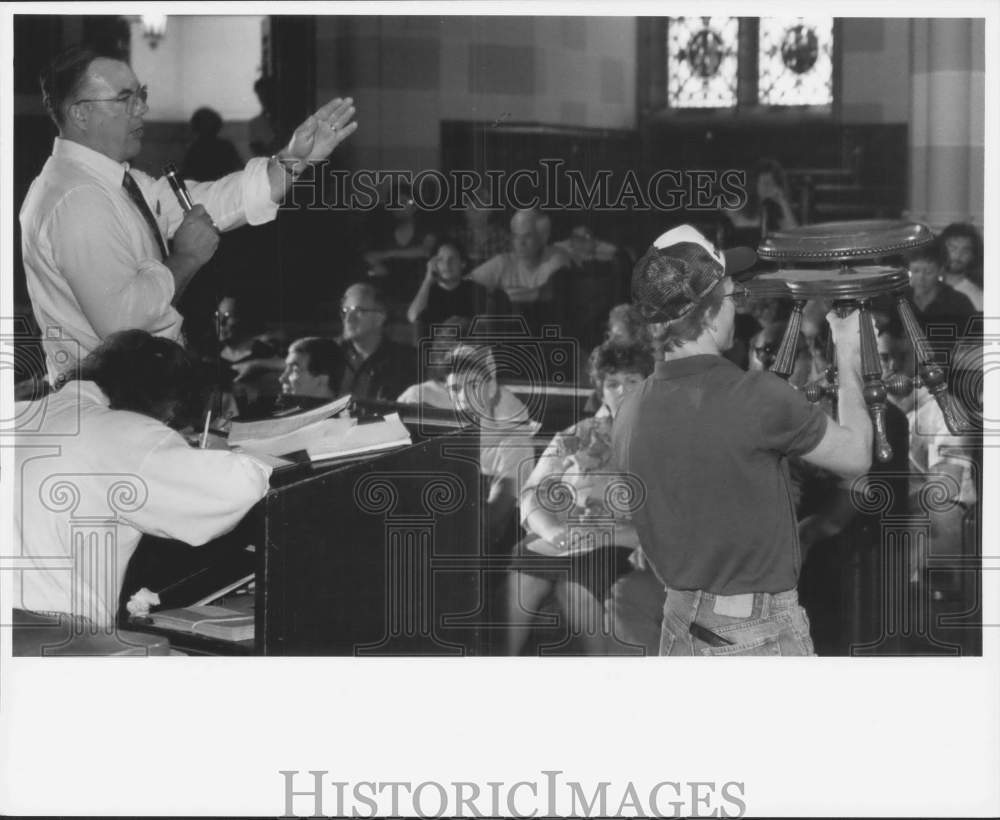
285,97,358,163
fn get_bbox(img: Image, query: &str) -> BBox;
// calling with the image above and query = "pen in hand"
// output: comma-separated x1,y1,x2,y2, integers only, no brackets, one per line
199,409,212,449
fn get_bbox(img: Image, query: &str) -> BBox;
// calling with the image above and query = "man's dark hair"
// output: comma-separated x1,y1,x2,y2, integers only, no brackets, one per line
443,344,501,415
938,222,983,268
72,330,197,424
288,336,346,382
430,235,467,260
588,340,655,390
907,238,946,269
40,43,120,127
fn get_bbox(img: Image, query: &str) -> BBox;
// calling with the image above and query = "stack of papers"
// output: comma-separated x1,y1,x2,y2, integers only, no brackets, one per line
231,404,412,463
306,413,412,462
229,395,352,458
229,395,352,446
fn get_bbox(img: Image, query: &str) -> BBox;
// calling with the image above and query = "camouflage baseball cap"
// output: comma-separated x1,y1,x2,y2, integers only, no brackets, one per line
632,225,756,322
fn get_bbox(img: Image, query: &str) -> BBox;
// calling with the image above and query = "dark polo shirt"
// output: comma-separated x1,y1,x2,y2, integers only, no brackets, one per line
612,355,828,595
338,338,417,403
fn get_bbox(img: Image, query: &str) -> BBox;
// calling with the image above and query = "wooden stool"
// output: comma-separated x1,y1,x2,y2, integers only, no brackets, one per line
746,220,967,462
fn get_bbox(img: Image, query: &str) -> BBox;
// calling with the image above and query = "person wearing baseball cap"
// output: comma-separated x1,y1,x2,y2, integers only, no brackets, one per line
611,225,872,656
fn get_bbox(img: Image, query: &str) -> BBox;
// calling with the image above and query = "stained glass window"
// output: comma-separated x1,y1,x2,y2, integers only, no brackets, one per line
758,18,834,107
666,17,739,109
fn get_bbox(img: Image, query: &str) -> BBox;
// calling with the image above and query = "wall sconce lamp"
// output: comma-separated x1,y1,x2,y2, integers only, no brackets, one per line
141,14,167,49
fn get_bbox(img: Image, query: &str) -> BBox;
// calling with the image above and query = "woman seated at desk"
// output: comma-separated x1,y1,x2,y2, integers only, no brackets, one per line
505,340,664,655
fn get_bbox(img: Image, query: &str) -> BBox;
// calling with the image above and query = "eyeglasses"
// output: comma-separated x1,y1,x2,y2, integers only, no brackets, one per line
722,285,751,306
340,305,383,318
75,85,149,114
752,343,778,360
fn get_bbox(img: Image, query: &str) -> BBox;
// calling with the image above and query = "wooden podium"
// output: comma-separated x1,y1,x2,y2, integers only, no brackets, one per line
125,432,490,656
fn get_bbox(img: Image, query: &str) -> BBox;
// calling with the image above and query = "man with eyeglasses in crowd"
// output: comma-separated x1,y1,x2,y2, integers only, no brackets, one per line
611,225,873,656
20,44,358,385
337,282,417,402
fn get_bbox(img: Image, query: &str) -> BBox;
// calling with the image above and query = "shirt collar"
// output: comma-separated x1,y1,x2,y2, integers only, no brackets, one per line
53,136,130,188
653,354,733,380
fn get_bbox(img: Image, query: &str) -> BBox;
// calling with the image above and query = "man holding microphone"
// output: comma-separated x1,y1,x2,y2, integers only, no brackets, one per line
21,44,358,383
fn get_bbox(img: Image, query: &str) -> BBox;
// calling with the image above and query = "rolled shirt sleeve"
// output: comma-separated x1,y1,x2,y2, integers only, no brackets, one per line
141,156,279,240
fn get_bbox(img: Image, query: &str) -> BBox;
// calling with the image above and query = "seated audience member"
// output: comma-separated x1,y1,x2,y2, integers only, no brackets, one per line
363,182,436,298
444,344,539,554
724,158,799,244
397,316,468,409
748,320,813,387
279,336,347,405
605,303,652,348
200,294,284,422
398,319,535,428
799,299,834,384
939,222,984,310
453,185,509,265
555,224,619,266
181,106,243,182
906,240,977,338
338,282,417,402
584,303,654,413
406,238,512,339
506,340,663,655
13,330,272,630
879,322,977,599
215,295,279,367
468,208,573,311
721,294,786,373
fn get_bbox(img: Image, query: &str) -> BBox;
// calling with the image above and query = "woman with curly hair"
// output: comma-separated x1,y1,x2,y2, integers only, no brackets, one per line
504,340,664,655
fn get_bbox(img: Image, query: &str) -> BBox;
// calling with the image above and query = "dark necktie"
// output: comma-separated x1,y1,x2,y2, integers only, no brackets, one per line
122,170,168,261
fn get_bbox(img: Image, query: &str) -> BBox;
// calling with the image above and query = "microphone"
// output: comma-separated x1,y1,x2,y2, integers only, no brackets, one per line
163,162,194,212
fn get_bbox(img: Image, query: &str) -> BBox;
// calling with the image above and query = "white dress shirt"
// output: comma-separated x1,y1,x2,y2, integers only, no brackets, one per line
13,381,273,627
20,138,279,381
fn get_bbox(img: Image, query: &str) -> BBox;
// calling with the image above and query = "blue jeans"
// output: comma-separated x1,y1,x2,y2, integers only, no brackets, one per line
659,587,815,656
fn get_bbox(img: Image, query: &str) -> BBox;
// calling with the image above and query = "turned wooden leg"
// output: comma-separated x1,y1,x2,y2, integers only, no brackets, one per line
857,300,893,463
771,299,806,380
896,296,966,434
